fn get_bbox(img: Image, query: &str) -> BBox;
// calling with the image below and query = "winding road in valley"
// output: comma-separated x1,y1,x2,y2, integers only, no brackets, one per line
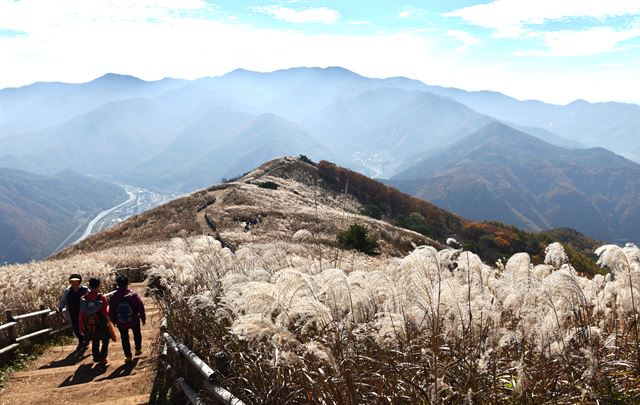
74,190,136,243
49,184,179,255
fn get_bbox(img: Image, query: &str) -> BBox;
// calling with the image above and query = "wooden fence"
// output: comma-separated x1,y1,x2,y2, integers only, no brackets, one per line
1,266,246,404
0,290,116,358
155,318,245,405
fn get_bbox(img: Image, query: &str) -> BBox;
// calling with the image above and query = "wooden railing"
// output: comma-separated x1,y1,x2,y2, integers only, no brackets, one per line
1,266,246,404
157,318,245,405
0,290,115,357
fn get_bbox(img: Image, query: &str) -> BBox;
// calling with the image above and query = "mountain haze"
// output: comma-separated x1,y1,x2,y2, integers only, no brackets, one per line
3,67,632,183
1,67,638,245
423,86,640,162
306,87,494,173
0,74,185,134
129,113,336,191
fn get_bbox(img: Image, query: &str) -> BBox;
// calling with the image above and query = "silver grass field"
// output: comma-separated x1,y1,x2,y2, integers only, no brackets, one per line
3,166,640,402
148,237,639,403
5,233,631,403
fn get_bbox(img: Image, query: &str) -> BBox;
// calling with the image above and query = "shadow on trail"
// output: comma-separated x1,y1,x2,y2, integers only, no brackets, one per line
58,363,109,387
98,358,139,381
40,347,90,369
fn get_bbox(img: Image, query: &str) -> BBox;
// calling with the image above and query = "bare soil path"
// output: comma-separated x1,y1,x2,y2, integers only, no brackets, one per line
196,189,226,234
0,283,160,405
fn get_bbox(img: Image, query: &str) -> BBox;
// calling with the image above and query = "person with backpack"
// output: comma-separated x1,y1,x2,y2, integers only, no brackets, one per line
57,273,89,350
79,277,110,364
109,275,146,364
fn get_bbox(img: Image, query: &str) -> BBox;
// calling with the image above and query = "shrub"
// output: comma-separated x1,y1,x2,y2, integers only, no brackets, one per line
222,171,251,183
562,242,605,275
337,223,378,255
360,204,382,219
258,181,279,190
396,212,430,235
298,154,315,165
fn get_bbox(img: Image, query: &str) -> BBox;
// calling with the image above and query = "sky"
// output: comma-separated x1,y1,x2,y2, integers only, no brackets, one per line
0,0,639,104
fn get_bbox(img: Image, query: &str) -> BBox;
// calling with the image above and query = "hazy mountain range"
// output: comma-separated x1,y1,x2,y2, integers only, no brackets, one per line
3,67,638,184
389,122,640,244
0,168,126,263
1,66,639,248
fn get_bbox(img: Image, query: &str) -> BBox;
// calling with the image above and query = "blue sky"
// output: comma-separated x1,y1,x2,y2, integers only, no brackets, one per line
0,0,639,103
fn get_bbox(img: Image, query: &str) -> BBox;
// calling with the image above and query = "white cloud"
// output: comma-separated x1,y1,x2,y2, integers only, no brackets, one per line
446,29,480,50
513,27,640,56
251,5,339,24
399,10,412,18
348,21,372,25
446,0,640,38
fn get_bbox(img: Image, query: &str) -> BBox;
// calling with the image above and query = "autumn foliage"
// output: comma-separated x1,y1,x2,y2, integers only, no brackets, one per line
317,160,601,275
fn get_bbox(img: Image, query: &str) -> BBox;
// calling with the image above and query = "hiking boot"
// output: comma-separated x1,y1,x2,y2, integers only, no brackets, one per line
124,356,133,364
134,349,142,356
97,357,108,365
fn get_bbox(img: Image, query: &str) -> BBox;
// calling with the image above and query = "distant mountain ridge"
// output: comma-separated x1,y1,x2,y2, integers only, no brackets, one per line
1,66,638,245
0,73,186,137
1,67,596,183
307,87,494,163
390,122,640,244
420,85,640,162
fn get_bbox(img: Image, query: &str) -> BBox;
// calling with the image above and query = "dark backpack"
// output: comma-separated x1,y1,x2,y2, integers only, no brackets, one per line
116,293,136,324
81,294,107,339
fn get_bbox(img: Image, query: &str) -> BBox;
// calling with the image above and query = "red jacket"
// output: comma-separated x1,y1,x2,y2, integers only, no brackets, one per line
79,290,108,334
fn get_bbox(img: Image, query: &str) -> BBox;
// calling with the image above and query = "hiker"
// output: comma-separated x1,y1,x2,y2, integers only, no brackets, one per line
57,273,89,350
79,277,110,364
109,275,146,364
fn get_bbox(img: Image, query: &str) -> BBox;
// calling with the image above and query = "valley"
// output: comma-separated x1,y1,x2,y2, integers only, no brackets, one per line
71,184,180,246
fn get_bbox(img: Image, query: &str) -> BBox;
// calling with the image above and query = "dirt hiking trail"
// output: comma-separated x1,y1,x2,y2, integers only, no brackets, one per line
0,283,160,405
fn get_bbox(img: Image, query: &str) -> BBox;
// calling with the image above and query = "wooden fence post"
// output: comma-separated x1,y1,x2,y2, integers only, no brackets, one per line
39,304,47,332
5,310,15,342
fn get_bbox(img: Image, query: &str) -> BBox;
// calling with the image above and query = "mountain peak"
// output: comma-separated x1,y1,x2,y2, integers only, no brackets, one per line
323,66,359,75
223,66,365,80
226,68,256,76
250,112,297,126
471,121,546,144
453,121,567,160
89,73,145,85
567,99,589,105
